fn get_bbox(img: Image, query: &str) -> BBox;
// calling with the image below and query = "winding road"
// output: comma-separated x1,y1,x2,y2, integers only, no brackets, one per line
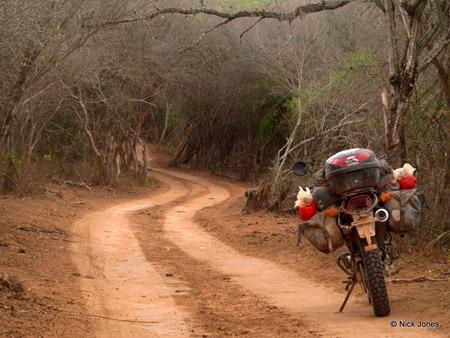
71,165,443,337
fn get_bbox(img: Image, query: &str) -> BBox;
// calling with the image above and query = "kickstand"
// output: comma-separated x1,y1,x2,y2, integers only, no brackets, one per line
339,278,356,313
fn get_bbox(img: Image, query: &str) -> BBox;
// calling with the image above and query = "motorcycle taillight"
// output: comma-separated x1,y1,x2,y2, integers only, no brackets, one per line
346,194,374,213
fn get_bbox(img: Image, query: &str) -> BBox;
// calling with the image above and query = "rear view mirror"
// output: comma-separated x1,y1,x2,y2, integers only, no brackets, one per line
293,161,308,176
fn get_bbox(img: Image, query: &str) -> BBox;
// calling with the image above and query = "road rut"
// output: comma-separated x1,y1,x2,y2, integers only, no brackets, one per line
72,175,191,337
72,166,444,337
158,168,442,338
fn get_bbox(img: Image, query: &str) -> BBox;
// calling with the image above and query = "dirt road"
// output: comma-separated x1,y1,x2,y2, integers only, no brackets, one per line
72,166,447,337
72,174,191,337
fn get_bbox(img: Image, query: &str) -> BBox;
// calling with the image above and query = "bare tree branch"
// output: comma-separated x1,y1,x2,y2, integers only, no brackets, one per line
240,17,265,41
289,118,366,154
176,17,236,56
419,29,450,71
104,0,356,26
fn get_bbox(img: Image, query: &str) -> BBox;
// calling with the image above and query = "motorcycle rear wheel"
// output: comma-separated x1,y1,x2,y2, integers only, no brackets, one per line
361,247,391,317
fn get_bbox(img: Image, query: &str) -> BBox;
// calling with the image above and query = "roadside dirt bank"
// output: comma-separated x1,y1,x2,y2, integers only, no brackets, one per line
0,182,157,337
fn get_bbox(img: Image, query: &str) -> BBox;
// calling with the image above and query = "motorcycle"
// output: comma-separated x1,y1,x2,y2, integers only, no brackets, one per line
293,148,394,317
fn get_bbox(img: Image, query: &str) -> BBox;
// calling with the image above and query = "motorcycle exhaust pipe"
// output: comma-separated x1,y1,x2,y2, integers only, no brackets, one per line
375,208,389,222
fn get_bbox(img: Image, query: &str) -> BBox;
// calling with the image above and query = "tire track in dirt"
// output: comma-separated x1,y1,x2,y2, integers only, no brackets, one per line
131,176,315,337
157,168,444,338
71,175,192,337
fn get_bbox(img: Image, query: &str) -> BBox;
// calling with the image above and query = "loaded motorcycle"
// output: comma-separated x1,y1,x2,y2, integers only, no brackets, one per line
293,148,423,317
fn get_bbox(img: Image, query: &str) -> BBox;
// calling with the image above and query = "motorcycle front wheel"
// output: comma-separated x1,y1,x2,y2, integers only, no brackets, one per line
360,245,391,317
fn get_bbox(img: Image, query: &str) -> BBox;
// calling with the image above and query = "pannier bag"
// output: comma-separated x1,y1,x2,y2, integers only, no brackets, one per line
384,189,424,233
299,209,344,253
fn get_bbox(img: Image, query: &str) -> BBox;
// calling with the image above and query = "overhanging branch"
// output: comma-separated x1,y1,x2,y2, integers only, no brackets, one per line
105,0,356,26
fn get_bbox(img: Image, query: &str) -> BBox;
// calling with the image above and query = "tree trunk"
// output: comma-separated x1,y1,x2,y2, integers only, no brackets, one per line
270,98,302,208
159,103,171,144
432,57,450,190
382,1,421,167
72,91,110,185
1,47,40,148
432,57,450,108
384,87,409,167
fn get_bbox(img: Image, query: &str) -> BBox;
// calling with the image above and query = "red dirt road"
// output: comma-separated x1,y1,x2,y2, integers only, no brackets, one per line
71,164,448,337
72,175,190,337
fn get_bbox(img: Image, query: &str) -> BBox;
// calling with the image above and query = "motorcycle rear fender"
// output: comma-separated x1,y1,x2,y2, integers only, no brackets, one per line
352,215,378,252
